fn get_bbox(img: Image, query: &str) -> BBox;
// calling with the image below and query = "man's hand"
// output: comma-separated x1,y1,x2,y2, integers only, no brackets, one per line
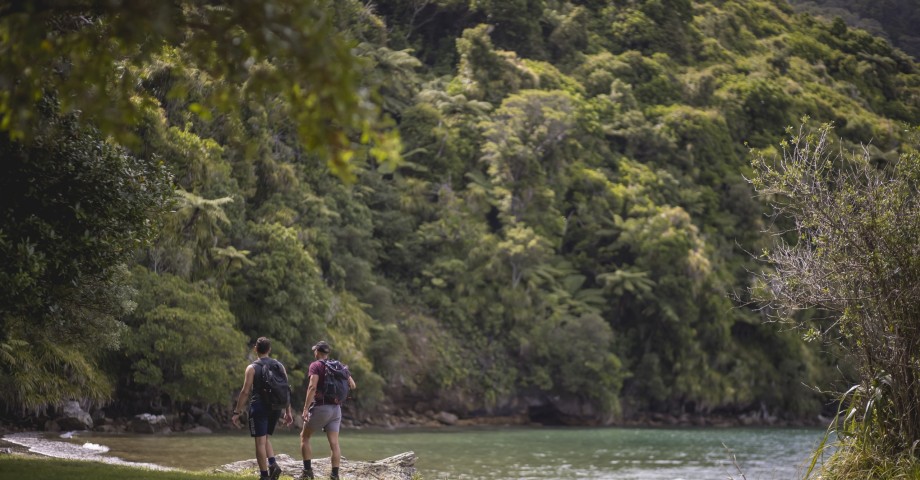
302,408,311,422
231,413,242,428
283,410,294,427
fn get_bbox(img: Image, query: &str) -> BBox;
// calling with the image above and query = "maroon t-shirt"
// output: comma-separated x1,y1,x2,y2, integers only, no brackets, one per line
308,360,328,405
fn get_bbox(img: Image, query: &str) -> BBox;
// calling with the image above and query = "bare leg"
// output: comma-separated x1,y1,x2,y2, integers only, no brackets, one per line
326,431,341,467
266,437,276,461
300,425,314,461
255,435,269,472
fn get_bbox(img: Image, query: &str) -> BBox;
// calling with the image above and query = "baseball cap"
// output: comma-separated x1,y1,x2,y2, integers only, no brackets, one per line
311,341,331,353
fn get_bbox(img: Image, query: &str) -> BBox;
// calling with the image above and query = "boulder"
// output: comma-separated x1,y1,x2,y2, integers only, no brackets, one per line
434,411,459,426
57,401,93,431
130,413,168,434
215,452,416,480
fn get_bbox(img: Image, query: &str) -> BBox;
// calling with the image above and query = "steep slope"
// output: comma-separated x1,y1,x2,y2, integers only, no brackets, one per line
60,0,918,424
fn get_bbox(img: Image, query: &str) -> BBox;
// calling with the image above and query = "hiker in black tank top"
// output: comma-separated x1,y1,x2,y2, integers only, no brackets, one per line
231,337,293,480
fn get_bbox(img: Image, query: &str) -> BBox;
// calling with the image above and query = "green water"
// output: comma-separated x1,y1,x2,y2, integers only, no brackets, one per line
63,426,827,479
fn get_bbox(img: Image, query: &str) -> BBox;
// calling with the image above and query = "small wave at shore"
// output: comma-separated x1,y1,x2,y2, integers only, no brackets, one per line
82,442,110,452
2,432,173,470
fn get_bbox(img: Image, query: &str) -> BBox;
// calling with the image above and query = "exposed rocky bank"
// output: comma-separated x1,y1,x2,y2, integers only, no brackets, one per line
215,452,416,480
0,398,829,436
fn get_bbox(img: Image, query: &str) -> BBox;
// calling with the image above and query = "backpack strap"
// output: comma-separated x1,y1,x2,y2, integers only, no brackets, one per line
316,359,331,405
249,359,262,404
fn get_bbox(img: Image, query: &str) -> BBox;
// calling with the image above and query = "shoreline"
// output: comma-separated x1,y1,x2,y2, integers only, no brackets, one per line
0,431,175,470
0,409,833,437
347,410,832,430
0,431,420,479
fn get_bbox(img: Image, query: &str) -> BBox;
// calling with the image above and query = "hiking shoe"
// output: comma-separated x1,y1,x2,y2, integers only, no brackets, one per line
329,474,339,480
296,468,315,480
268,463,283,480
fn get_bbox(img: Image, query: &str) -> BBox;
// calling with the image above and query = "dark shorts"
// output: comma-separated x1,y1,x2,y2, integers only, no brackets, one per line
248,401,281,437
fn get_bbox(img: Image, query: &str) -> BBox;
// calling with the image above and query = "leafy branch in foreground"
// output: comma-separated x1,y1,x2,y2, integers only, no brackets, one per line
749,122,920,473
0,0,400,180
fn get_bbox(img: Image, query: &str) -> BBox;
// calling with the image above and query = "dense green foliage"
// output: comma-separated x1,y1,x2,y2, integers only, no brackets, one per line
0,108,172,410
1,0,918,428
123,267,248,406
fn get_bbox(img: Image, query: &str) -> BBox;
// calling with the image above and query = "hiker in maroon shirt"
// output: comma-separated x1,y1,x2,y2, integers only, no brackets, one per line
297,341,356,480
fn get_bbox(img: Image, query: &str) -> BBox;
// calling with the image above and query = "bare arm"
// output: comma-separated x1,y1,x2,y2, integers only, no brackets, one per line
348,375,356,390
231,364,255,427
302,373,319,420
280,364,293,424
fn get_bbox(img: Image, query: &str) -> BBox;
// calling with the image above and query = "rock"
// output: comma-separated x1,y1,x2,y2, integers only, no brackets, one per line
57,401,93,431
197,412,221,431
93,425,118,433
0,447,12,454
90,409,107,423
434,411,458,425
130,413,168,434
185,426,213,434
215,452,417,480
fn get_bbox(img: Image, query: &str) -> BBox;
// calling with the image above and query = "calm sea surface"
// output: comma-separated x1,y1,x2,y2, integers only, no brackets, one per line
53,426,828,479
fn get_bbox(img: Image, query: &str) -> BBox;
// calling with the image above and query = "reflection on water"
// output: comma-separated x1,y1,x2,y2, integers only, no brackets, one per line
32,426,828,479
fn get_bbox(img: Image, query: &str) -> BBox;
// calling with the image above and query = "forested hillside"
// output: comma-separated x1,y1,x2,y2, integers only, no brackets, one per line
788,0,920,58
2,0,918,426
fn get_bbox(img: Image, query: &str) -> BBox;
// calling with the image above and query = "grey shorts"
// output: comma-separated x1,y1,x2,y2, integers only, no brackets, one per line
306,404,342,433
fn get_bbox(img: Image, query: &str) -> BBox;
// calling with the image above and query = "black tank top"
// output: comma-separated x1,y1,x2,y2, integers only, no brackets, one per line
250,358,273,406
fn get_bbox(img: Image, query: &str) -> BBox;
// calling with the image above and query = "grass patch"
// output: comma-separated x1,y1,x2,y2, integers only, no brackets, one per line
0,456,243,480
807,434,920,480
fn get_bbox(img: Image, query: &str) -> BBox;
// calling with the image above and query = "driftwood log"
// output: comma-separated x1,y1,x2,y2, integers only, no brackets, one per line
214,452,417,480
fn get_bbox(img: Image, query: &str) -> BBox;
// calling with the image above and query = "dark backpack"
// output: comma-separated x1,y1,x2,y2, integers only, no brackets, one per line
254,358,291,410
320,359,351,406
